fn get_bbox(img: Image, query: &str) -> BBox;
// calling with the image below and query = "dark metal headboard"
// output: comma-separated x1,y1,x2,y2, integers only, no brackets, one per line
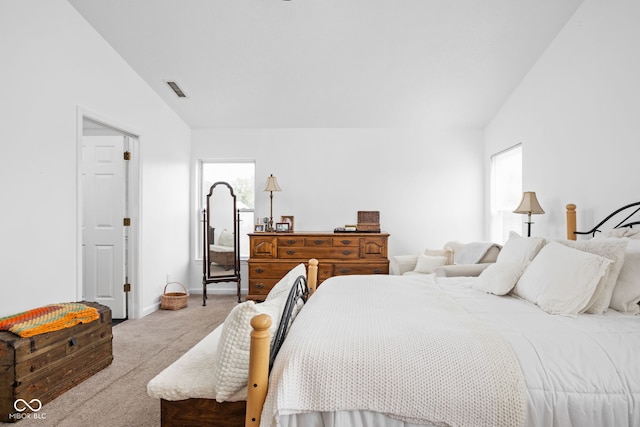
575,201,640,237
269,275,310,371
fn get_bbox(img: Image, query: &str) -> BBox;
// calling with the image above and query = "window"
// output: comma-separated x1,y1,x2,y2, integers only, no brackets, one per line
200,161,255,258
490,144,522,243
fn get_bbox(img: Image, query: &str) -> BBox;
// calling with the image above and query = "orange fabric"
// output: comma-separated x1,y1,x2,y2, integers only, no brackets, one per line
0,303,100,337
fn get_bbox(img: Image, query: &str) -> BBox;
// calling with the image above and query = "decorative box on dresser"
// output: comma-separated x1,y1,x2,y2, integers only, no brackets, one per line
248,232,389,300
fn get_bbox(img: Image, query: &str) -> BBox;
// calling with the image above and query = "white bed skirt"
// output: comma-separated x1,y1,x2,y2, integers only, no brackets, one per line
276,410,440,427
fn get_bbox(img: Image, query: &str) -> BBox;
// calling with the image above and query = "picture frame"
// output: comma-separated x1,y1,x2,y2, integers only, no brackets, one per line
275,222,290,232
254,224,265,232
280,215,294,232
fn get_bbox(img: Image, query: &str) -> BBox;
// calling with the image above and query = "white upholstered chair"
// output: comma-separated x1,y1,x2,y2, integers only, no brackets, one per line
390,241,501,277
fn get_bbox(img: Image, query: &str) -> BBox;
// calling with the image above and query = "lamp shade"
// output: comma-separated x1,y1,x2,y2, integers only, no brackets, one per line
263,174,282,192
513,191,545,215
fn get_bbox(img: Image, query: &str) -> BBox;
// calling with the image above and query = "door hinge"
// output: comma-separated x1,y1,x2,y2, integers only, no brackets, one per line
124,151,131,160
123,283,131,292
123,218,131,227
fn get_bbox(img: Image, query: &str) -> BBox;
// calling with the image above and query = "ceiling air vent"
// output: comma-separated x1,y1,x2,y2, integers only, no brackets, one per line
166,81,187,98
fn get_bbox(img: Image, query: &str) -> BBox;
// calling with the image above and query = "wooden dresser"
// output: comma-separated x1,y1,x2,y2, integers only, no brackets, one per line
247,231,389,300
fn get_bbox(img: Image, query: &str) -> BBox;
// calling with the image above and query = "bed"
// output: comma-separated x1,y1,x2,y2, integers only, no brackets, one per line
148,202,640,427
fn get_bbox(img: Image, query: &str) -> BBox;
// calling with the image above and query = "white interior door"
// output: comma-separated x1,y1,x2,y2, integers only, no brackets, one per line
82,134,127,318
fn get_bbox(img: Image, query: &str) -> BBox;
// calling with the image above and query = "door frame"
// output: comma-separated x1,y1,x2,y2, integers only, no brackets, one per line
76,106,142,319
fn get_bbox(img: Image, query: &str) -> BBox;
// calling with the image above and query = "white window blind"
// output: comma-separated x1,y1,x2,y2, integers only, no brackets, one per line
490,145,522,243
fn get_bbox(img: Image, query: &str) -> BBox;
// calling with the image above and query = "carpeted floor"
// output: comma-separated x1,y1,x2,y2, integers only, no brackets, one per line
18,294,237,427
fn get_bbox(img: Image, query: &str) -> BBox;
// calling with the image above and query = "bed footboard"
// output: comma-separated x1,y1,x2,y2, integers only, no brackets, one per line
245,258,319,427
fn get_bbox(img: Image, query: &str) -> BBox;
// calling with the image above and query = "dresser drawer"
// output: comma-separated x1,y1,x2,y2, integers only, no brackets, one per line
333,262,389,276
278,237,306,246
318,263,335,282
332,237,359,247
248,279,279,297
278,246,359,259
248,261,302,279
305,237,332,247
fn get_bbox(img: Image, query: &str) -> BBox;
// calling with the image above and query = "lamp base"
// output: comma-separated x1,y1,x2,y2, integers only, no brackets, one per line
525,221,533,237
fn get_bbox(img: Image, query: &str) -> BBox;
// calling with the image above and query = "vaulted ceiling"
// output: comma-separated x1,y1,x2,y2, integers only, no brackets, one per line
68,0,583,129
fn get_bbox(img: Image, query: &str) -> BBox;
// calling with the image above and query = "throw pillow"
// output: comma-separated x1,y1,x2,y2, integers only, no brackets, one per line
474,262,523,295
425,248,454,265
513,241,612,316
218,229,234,247
496,232,546,268
413,254,448,273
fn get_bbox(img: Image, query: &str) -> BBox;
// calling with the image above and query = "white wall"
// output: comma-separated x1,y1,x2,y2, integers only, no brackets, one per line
0,1,191,318
191,128,484,293
485,0,640,239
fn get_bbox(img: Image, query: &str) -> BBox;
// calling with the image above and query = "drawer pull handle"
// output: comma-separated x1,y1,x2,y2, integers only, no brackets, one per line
286,250,296,255
69,338,78,347
341,240,352,245
313,240,324,245
286,240,296,245
255,283,265,289
342,250,353,256
373,269,383,274
339,268,350,274
255,268,265,273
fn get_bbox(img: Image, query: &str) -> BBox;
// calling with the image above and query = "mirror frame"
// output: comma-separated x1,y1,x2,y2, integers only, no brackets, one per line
202,181,241,305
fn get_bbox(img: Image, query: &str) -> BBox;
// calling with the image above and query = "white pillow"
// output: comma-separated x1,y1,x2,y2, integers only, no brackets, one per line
513,241,612,317
218,229,234,247
266,263,307,301
497,232,546,268
609,239,640,314
424,248,454,265
474,262,523,295
212,296,284,401
557,238,627,314
413,254,447,273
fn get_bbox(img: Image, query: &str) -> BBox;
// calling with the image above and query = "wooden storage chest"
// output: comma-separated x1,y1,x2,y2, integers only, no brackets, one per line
0,302,113,422
248,231,389,300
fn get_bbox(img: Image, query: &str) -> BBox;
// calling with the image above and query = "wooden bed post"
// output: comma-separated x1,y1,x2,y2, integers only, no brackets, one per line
566,204,577,240
245,259,318,426
308,258,319,295
245,314,272,427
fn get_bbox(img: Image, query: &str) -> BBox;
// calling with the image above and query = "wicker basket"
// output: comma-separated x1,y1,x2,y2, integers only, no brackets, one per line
160,282,189,310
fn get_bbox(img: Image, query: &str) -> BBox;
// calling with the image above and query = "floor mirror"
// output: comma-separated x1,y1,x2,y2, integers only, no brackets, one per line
202,182,241,305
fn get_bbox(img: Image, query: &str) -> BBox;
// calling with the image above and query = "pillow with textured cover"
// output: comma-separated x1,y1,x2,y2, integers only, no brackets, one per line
212,263,306,401
557,238,627,314
212,297,283,402
609,238,640,314
513,241,612,317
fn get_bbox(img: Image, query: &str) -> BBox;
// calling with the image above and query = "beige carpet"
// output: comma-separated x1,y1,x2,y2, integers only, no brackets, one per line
19,294,237,427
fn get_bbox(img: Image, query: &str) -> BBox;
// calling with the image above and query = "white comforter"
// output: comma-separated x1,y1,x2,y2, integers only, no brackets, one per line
261,275,527,427
262,275,640,427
